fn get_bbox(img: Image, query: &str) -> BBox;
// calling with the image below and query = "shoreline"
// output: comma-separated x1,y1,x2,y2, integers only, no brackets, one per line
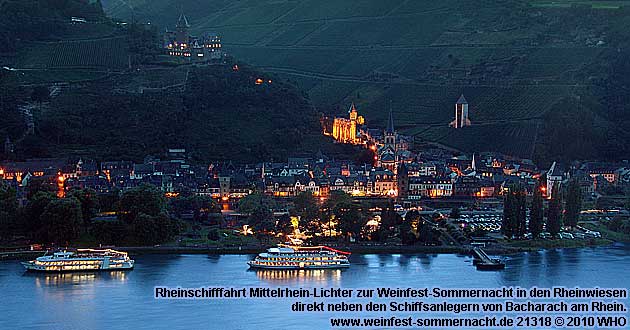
2,241,615,260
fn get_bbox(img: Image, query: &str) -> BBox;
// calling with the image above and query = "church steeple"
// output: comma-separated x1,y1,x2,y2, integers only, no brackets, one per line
386,105,395,134
176,11,190,28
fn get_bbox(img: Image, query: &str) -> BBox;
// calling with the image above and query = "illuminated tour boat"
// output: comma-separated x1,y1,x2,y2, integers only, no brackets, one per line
248,245,351,270
22,249,135,272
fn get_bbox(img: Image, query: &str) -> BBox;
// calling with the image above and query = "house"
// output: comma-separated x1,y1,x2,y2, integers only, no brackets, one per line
408,176,453,199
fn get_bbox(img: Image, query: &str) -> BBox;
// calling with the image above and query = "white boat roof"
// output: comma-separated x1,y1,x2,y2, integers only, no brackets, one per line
268,247,295,253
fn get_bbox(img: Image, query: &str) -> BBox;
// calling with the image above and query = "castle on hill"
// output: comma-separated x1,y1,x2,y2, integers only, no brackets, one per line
163,13,223,61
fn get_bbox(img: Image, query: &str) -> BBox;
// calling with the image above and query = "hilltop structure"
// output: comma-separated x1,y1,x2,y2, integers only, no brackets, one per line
163,13,223,61
329,103,365,145
450,94,471,128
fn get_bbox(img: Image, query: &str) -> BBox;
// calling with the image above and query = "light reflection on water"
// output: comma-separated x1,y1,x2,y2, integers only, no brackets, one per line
0,244,628,330
253,269,342,285
28,271,129,287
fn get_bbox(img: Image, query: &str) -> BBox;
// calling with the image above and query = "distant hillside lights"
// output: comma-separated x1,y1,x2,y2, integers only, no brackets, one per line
164,12,224,61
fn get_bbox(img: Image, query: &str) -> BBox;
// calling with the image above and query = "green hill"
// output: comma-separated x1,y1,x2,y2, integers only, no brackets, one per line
0,1,351,163
101,0,630,163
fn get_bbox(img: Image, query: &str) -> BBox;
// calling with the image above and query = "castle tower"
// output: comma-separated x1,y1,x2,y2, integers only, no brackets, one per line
450,94,471,128
175,12,190,47
4,136,14,155
349,103,358,143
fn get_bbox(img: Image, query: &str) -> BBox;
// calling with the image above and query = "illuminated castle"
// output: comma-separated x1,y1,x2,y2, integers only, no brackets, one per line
164,13,223,60
331,103,365,144
450,94,471,128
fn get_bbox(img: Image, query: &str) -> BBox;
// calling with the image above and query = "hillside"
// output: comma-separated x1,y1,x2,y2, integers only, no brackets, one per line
101,0,630,164
1,62,352,163
0,0,350,163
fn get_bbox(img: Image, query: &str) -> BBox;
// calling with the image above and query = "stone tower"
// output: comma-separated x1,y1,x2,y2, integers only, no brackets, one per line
175,12,190,46
4,136,14,155
450,94,471,128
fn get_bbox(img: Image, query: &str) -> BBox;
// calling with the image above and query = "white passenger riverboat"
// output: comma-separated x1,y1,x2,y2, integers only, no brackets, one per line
22,249,134,272
248,244,350,270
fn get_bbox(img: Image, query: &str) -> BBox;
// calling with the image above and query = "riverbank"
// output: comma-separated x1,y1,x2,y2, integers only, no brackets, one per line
502,238,613,250
0,240,617,260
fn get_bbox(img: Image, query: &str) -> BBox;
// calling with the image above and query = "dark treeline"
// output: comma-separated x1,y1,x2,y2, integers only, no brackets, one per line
502,179,583,239
0,181,226,247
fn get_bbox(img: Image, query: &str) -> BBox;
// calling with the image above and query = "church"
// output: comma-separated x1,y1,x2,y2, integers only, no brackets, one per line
163,13,223,61
329,103,365,145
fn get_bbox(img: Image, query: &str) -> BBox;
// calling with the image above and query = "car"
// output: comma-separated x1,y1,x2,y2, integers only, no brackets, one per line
559,232,574,239
573,232,585,239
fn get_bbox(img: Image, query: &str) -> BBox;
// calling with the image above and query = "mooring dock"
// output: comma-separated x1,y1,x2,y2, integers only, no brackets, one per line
472,247,505,270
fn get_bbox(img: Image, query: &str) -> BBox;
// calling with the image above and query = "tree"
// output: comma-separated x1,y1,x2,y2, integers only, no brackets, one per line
40,197,83,245
547,186,563,236
529,183,544,238
207,227,221,241
24,191,56,241
515,189,527,237
276,214,294,236
502,189,516,238
335,203,367,239
118,184,166,222
238,193,276,234
400,210,420,245
502,185,527,238
564,179,582,228
238,193,276,215
292,191,320,233
132,212,179,246
0,182,17,240
169,195,221,222
381,200,402,230
250,206,275,234
450,207,461,219
320,190,352,236
68,188,99,225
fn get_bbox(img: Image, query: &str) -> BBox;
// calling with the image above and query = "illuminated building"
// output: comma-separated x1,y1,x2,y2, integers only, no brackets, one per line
329,103,364,145
164,12,223,60
450,94,471,128
546,161,564,199
408,177,453,199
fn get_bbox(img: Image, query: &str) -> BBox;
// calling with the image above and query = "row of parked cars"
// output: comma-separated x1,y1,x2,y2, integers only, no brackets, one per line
459,214,502,233
524,228,602,240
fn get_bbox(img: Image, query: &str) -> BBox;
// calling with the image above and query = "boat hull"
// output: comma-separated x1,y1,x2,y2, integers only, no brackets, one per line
21,261,134,272
247,261,349,270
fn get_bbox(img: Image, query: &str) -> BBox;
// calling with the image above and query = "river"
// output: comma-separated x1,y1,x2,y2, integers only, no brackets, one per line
1,244,629,330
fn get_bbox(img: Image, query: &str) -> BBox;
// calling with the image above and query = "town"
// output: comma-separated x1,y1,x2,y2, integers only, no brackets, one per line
1,98,629,252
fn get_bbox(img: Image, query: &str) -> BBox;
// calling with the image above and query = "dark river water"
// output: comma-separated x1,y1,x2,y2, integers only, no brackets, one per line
1,244,629,330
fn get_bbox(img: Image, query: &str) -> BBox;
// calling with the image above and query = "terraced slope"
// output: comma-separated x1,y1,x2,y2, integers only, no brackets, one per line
101,0,630,161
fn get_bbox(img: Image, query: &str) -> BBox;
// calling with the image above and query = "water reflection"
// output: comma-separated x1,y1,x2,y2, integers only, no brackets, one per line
26,270,129,287
252,269,342,285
